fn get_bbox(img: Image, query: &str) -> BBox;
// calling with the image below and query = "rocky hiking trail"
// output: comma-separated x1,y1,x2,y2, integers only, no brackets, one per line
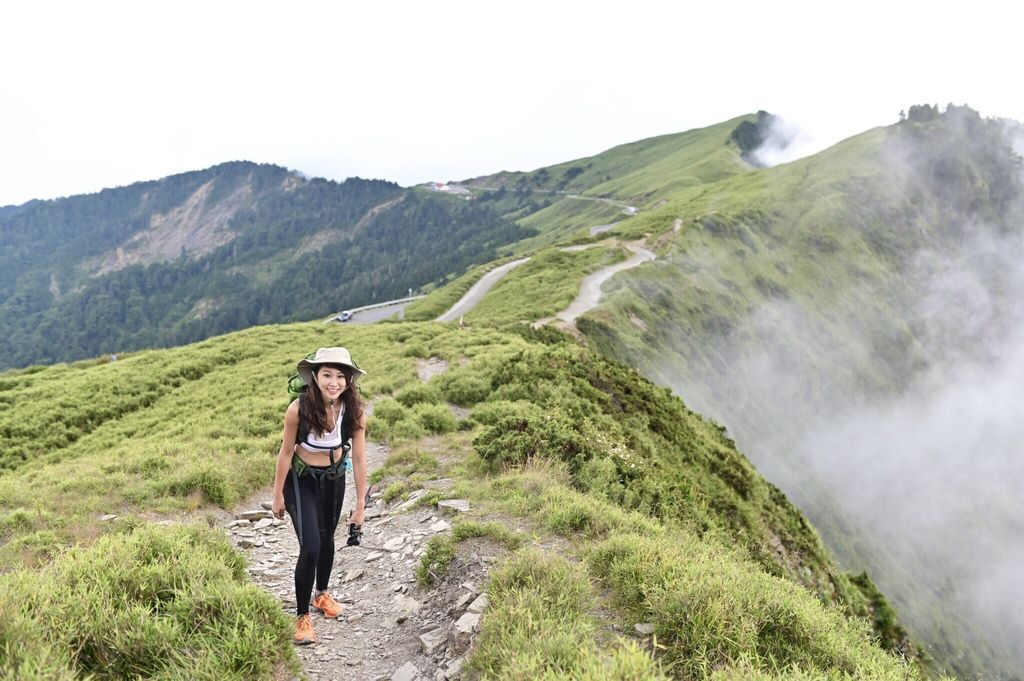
224,430,493,680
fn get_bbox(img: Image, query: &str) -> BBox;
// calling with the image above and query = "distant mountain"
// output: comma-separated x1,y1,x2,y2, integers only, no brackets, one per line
0,161,531,368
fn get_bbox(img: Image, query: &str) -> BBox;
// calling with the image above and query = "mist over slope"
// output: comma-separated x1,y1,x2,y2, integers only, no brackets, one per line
580,105,1024,678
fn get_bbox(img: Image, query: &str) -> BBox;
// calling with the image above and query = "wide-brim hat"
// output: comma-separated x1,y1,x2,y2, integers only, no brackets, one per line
297,347,367,387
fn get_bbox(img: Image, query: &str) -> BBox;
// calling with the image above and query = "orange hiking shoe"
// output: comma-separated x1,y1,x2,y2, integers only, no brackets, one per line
293,613,316,645
312,591,344,618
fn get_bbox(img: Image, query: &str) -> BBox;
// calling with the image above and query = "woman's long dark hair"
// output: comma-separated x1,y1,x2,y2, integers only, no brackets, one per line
298,363,365,437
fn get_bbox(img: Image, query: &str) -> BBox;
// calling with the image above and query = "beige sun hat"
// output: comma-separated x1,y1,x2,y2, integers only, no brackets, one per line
296,347,367,387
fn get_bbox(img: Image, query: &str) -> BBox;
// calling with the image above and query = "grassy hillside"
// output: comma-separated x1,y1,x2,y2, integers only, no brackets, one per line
461,115,758,250
574,106,1024,679
466,115,753,205
0,319,926,679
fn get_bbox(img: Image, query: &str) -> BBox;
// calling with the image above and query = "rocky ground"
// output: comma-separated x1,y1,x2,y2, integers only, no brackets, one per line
225,439,491,681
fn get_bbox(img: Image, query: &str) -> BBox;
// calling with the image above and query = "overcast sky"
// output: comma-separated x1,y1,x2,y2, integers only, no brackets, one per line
2,0,1021,207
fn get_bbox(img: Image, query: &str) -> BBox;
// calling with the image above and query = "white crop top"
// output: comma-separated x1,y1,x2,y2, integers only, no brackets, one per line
300,404,345,452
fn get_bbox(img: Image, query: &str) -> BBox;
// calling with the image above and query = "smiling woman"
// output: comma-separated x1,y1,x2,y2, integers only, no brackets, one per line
271,346,368,645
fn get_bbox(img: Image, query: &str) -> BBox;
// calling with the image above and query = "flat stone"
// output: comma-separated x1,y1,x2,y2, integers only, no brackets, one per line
429,519,451,533
419,627,447,654
453,592,475,613
260,501,273,510
634,622,655,635
437,500,470,513
99,514,117,522
237,538,257,549
394,594,421,617
444,657,465,680
391,661,420,681
365,551,384,562
253,518,274,530
394,489,428,512
467,593,488,614
453,612,480,650
238,509,273,520
383,537,406,552
343,569,365,583
227,519,251,528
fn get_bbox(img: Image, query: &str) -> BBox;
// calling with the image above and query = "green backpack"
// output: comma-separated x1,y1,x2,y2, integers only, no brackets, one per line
287,351,317,402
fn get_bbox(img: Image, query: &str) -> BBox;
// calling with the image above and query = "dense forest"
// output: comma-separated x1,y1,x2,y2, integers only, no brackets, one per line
0,162,532,368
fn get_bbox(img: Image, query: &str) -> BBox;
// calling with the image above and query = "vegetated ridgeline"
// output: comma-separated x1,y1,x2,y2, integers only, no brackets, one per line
2,107,993,679
575,105,1024,679
0,321,939,680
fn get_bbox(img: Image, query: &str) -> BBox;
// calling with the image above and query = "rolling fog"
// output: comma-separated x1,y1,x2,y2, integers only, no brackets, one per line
655,121,1024,672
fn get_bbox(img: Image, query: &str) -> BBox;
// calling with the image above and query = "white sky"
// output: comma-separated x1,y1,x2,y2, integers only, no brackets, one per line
1,0,1021,207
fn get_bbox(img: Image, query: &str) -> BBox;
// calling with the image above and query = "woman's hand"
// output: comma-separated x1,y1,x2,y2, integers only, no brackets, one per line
272,493,286,520
349,506,365,526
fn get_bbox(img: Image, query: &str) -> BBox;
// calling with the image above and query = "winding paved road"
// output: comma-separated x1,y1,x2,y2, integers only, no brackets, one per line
535,242,655,327
436,258,531,323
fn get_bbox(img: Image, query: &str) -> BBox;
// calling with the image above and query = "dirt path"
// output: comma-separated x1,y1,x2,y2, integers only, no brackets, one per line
225,441,479,681
436,258,530,323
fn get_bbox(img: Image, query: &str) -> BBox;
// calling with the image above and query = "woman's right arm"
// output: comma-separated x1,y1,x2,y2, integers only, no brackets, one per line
272,400,300,519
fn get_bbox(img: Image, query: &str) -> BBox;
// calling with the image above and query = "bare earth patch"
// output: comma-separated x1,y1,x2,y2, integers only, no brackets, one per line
415,357,450,383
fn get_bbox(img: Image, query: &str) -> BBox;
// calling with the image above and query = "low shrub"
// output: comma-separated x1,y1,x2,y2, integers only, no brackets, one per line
466,549,666,680
416,535,456,587
0,523,296,680
395,383,443,408
413,403,458,434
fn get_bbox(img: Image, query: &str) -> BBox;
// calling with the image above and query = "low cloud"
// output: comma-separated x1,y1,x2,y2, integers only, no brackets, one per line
750,116,819,167
657,223,1024,672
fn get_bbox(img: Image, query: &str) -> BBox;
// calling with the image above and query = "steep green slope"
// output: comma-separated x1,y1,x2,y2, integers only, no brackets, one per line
0,320,925,679
462,115,757,248
576,106,1024,679
467,115,753,203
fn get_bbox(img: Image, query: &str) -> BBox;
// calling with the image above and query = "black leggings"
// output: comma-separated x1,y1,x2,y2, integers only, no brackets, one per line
283,465,346,615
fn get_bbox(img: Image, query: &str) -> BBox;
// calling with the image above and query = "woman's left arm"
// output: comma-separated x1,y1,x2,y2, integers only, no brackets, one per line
349,412,368,526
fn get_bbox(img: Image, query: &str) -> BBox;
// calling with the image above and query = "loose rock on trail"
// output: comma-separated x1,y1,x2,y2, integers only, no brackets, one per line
225,439,487,681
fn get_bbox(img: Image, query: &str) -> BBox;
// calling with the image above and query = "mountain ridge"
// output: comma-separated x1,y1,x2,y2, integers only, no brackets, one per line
2,108,1021,677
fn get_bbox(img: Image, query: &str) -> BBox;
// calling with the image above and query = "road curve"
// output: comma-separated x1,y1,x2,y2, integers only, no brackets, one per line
551,242,654,323
436,257,531,323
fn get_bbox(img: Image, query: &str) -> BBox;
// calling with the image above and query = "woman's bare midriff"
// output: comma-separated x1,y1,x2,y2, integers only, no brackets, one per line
294,445,343,467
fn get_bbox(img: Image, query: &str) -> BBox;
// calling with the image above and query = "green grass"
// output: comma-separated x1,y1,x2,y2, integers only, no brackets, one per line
416,519,527,588
0,523,297,680
464,245,627,326
574,112,1024,679
587,533,921,680
0,319,929,679
466,549,668,680
416,534,457,587
402,257,519,321
451,519,526,550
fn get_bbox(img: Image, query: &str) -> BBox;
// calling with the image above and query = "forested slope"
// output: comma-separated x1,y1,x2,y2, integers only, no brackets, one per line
0,162,531,368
